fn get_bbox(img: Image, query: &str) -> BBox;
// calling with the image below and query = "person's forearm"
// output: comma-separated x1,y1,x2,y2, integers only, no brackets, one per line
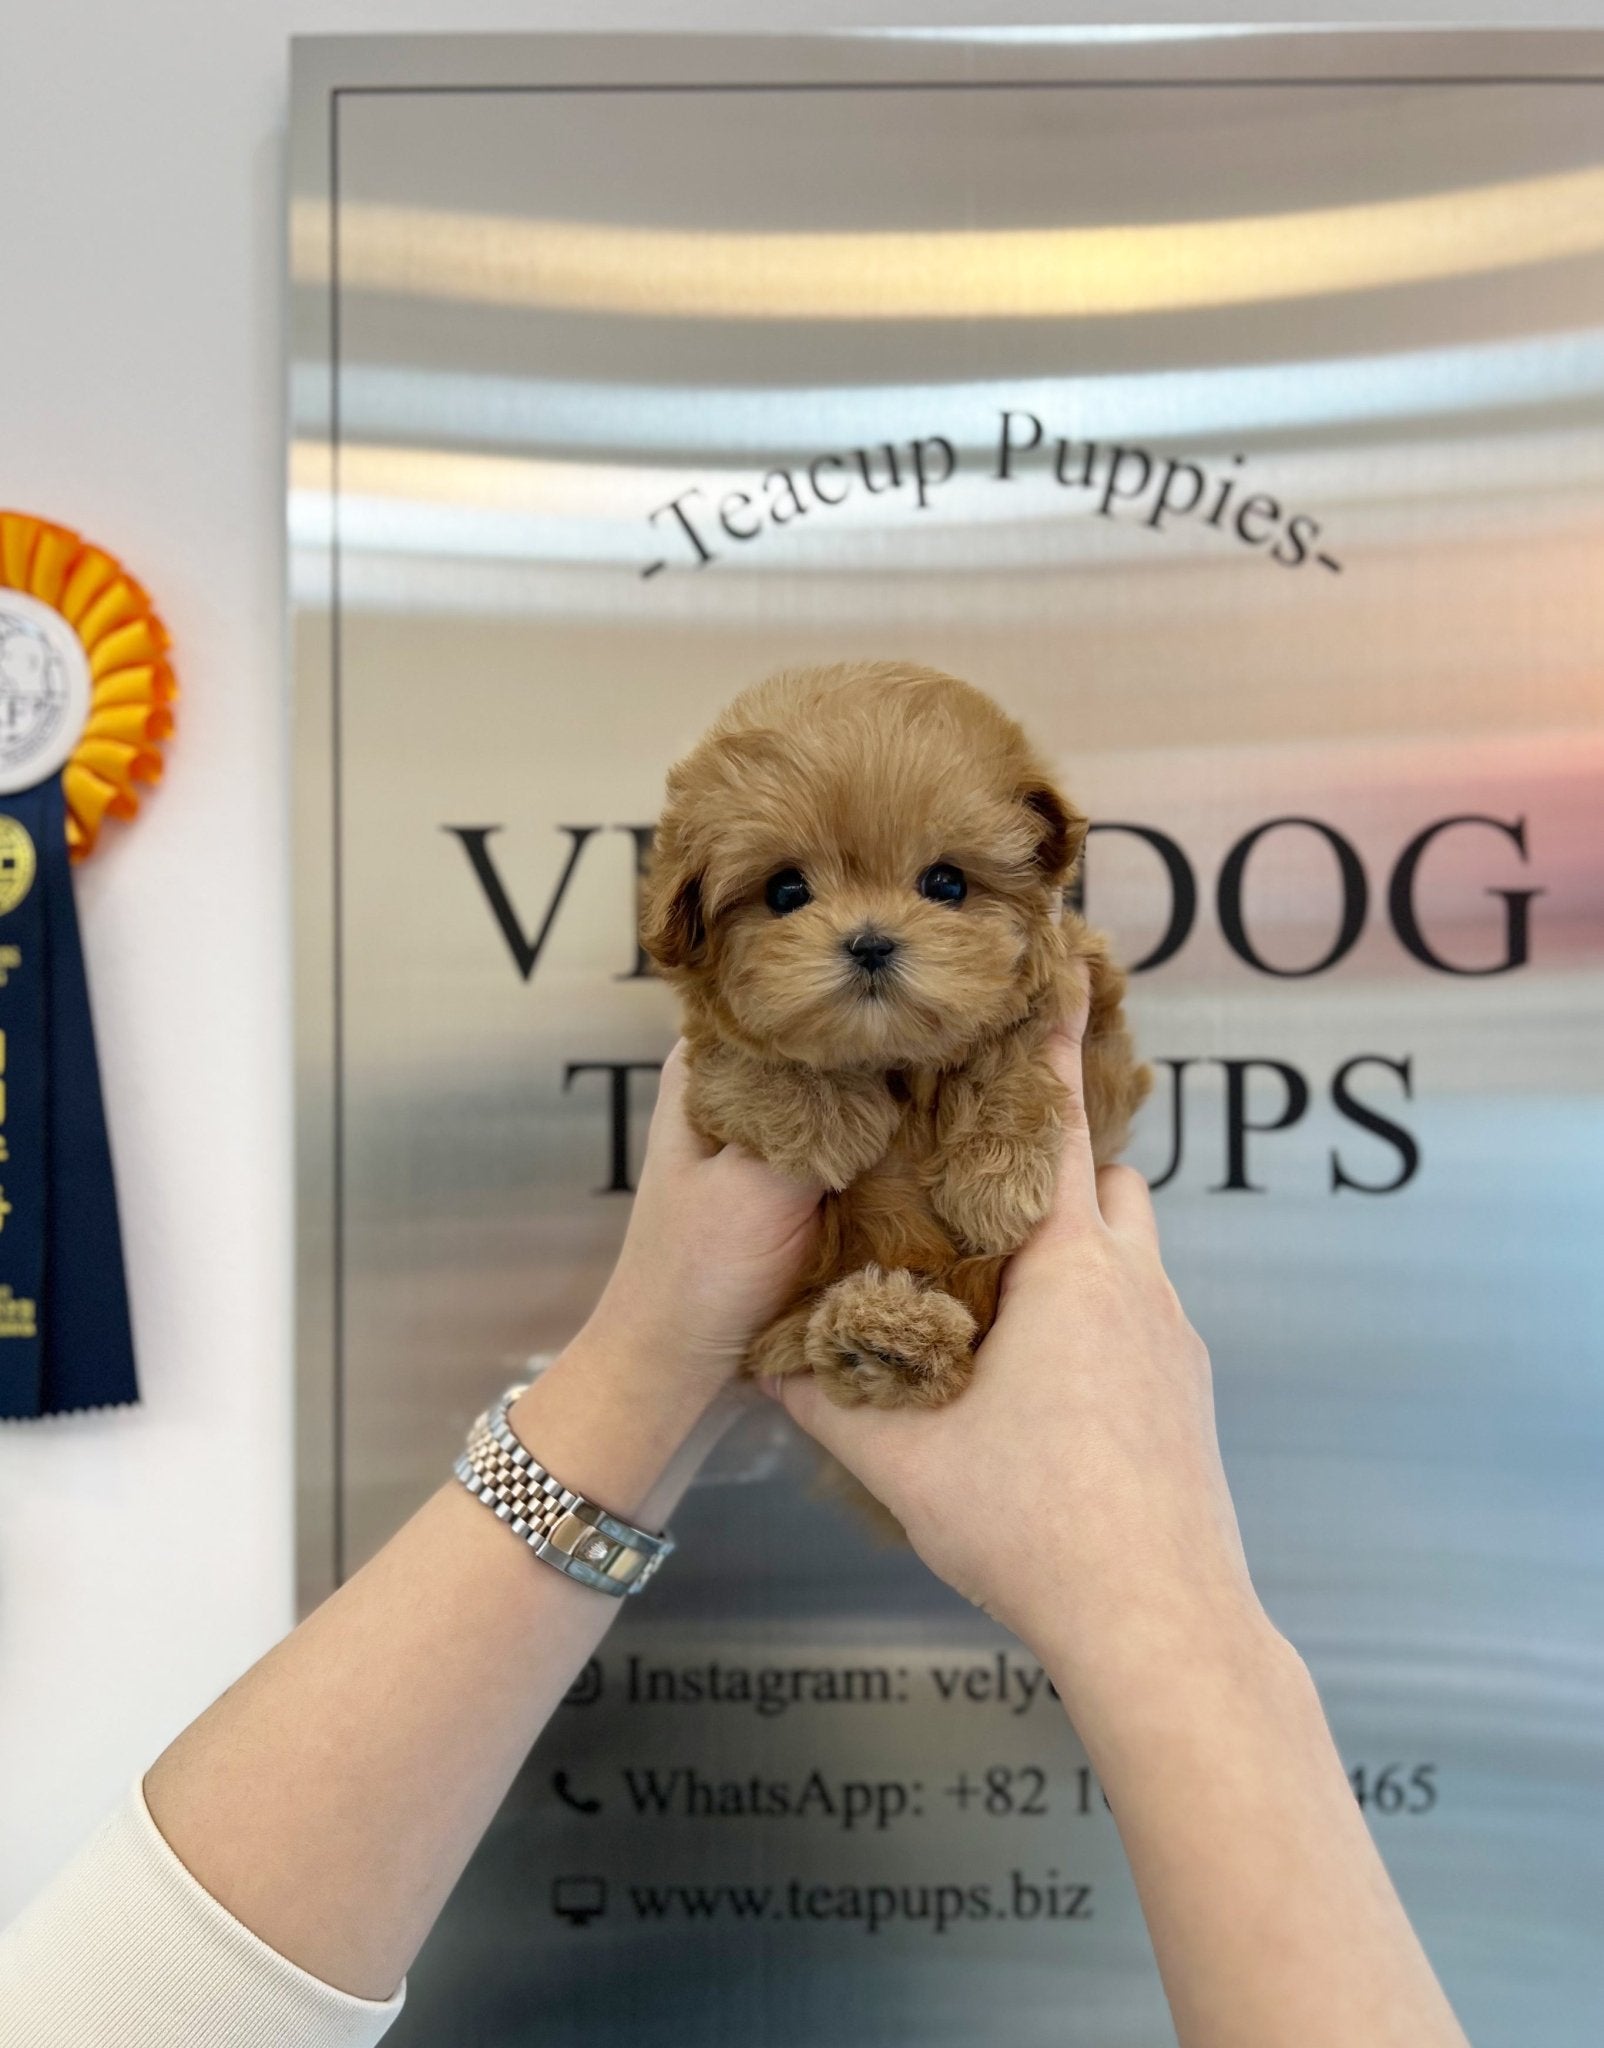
143,1337,733,2001
1038,1603,1470,2048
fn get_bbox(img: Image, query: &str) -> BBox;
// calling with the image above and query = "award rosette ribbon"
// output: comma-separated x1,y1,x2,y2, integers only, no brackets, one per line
0,513,174,1418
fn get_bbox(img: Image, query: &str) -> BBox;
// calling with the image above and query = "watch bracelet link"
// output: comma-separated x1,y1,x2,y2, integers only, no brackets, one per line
453,1381,675,1597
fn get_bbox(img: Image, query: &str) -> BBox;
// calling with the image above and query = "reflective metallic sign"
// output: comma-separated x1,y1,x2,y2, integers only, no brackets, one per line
291,31,1604,2045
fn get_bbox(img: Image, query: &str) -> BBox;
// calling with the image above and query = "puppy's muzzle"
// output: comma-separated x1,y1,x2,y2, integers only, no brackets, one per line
844,928,898,979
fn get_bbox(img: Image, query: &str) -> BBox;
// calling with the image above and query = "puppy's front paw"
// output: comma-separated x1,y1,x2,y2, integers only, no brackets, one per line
764,1072,899,1190
805,1266,976,1410
688,1054,898,1188
929,1140,1056,1256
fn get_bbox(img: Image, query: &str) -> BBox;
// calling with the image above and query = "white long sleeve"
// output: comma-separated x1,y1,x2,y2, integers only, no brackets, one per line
0,1781,405,2046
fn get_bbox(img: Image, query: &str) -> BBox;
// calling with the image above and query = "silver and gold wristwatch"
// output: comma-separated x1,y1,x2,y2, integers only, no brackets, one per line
454,1382,675,1597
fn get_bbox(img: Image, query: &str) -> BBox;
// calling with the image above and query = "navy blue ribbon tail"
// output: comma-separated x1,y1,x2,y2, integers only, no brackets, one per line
0,776,137,1418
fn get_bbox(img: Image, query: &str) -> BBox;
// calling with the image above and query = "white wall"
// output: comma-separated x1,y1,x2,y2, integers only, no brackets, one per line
0,0,1593,1919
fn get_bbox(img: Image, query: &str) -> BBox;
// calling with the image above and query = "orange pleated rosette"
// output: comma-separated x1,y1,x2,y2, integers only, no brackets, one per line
0,512,175,861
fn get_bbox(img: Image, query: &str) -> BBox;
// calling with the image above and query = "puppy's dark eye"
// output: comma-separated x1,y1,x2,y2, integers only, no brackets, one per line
917,862,967,905
764,868,811,915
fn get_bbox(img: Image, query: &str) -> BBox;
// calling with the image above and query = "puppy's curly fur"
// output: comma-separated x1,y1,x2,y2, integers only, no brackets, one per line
642,661,1150,1528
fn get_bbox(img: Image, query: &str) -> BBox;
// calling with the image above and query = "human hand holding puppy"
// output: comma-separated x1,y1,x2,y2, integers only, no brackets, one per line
561,1039,824,1394
766,1007,1472,2048
501,1038,824,1529
763,998,1261,1717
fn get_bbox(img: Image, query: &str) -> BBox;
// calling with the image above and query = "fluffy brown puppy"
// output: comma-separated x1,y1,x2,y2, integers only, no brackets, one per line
642,659,1151,1425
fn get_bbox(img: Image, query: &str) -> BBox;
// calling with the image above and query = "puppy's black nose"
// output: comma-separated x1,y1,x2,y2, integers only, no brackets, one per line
845,929,898,972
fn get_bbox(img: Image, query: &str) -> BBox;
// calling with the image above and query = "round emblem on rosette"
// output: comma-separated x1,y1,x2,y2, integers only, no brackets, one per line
0,512,175,855
0,591,93,796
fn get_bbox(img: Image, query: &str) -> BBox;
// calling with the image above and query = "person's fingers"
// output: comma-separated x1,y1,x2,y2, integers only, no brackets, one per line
1095,1162,1160,1248
645,1040,718,1167
1037,980,1102,1237
761,1365,830,1437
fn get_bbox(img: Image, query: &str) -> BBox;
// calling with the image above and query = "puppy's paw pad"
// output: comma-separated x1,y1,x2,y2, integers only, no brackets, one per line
805,1267,976,1410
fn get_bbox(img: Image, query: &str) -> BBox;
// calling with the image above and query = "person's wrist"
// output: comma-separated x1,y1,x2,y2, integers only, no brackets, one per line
574,1283,747,1400
1062,1606,1316,1800
504,1320,727,1526
1024,1572,1293,1748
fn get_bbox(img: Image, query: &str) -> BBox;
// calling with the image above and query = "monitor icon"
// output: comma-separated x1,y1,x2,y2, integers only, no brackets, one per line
552,1875,607,1927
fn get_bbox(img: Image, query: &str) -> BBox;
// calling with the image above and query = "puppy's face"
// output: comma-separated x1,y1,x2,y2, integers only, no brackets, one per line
644,669,1084,1071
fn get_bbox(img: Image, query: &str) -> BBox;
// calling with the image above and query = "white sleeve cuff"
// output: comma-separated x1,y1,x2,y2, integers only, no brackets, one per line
0,1779,406,2047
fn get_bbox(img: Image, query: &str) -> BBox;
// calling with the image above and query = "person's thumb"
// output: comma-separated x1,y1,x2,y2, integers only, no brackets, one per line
1035,983,1101,1241
761,1366,886,1477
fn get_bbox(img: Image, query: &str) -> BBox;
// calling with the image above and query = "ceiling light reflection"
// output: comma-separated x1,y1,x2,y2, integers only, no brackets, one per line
293,328,1604,459
292,163,1604,319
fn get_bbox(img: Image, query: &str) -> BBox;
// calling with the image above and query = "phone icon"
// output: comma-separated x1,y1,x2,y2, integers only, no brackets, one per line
553,1769,602,1816
562,1659,604,1707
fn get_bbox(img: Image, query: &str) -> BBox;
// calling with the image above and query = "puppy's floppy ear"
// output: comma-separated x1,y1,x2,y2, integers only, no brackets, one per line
1020,781,1088,884
640,821,707,971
